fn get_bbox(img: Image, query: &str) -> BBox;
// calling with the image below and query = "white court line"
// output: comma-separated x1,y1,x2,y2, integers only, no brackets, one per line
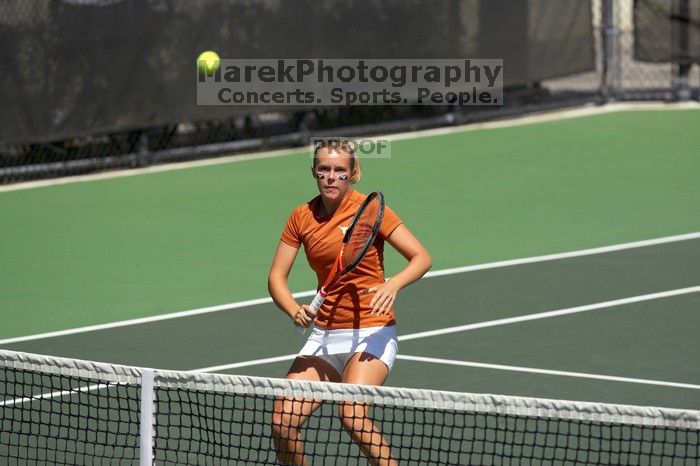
396,285,700,342
0,290,313,346
0,354,297,407
0,383,110,407
1,231,698,346
396,355,700,391
194,354,298,373
0,355,299,407
2,101,698,193
425,232,700,277
188,285,700,375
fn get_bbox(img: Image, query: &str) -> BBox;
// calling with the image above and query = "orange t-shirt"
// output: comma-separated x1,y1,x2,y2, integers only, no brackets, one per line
281,190,403,330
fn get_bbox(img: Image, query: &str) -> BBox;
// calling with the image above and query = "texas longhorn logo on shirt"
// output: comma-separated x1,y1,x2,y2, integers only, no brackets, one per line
339,226,349,235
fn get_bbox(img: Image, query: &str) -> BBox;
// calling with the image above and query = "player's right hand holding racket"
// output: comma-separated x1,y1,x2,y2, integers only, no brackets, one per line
294,191,385,334
292,304,316,330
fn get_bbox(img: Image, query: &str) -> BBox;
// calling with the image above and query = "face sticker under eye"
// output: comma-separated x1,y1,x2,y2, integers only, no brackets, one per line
316,172,325,179
338,174,349,180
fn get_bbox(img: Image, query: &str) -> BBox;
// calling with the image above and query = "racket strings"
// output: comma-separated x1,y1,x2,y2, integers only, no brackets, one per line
341,199,381,270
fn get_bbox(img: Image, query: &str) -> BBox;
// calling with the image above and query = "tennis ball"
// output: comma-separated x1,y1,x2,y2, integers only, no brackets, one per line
197,50,221,74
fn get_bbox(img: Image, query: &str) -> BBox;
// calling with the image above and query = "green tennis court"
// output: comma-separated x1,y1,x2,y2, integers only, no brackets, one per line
2,107,700,413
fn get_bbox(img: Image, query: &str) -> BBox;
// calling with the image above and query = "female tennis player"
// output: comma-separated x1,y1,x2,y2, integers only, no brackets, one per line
268,138,432,465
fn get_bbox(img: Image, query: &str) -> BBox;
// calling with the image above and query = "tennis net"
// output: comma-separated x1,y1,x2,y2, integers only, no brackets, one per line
1,349,698,465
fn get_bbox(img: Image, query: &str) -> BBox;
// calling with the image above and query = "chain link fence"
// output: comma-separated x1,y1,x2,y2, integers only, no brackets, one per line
616,0,700,100
1,0,697,185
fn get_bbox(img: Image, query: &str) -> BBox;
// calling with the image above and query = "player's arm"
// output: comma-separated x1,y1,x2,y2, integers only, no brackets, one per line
368,224,432,315
268,241,314,326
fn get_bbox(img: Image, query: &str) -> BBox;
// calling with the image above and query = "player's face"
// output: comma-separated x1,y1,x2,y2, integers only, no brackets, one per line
313,148,352,204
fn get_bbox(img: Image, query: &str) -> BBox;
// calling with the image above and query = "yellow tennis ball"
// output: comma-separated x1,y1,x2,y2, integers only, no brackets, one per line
197,50,221,74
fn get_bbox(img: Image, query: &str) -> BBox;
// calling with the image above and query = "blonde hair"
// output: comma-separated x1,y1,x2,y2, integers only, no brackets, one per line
313,138,362,184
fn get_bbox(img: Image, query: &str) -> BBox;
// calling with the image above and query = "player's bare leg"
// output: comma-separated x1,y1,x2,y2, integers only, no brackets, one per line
271,356,340,465
339,353,398,466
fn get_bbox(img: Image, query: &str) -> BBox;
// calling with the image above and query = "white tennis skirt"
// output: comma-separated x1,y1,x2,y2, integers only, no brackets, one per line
298,325,399,375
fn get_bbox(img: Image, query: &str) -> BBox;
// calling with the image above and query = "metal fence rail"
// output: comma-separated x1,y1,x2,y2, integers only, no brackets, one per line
0,0,697,184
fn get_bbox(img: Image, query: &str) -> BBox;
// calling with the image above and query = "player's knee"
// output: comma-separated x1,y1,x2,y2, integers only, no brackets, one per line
271,411,292,439
271,413,301,465
338,403,362,433
272,401,309,441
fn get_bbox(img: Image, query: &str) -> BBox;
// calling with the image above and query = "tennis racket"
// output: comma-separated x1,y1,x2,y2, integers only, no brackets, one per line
294,191,385,334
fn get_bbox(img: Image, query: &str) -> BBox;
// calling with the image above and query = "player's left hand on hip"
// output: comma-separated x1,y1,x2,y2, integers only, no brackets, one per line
368,282,398,316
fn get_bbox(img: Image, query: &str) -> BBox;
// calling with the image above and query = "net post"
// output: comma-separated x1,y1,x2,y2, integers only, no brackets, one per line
139,369,155,466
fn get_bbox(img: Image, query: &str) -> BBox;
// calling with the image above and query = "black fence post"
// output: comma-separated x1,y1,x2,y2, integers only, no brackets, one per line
135,131,151,168
601,0,618,102
673,0,691,101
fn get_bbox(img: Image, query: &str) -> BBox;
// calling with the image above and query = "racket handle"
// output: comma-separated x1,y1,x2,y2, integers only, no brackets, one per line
293,288,326,335
308,288,326,314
